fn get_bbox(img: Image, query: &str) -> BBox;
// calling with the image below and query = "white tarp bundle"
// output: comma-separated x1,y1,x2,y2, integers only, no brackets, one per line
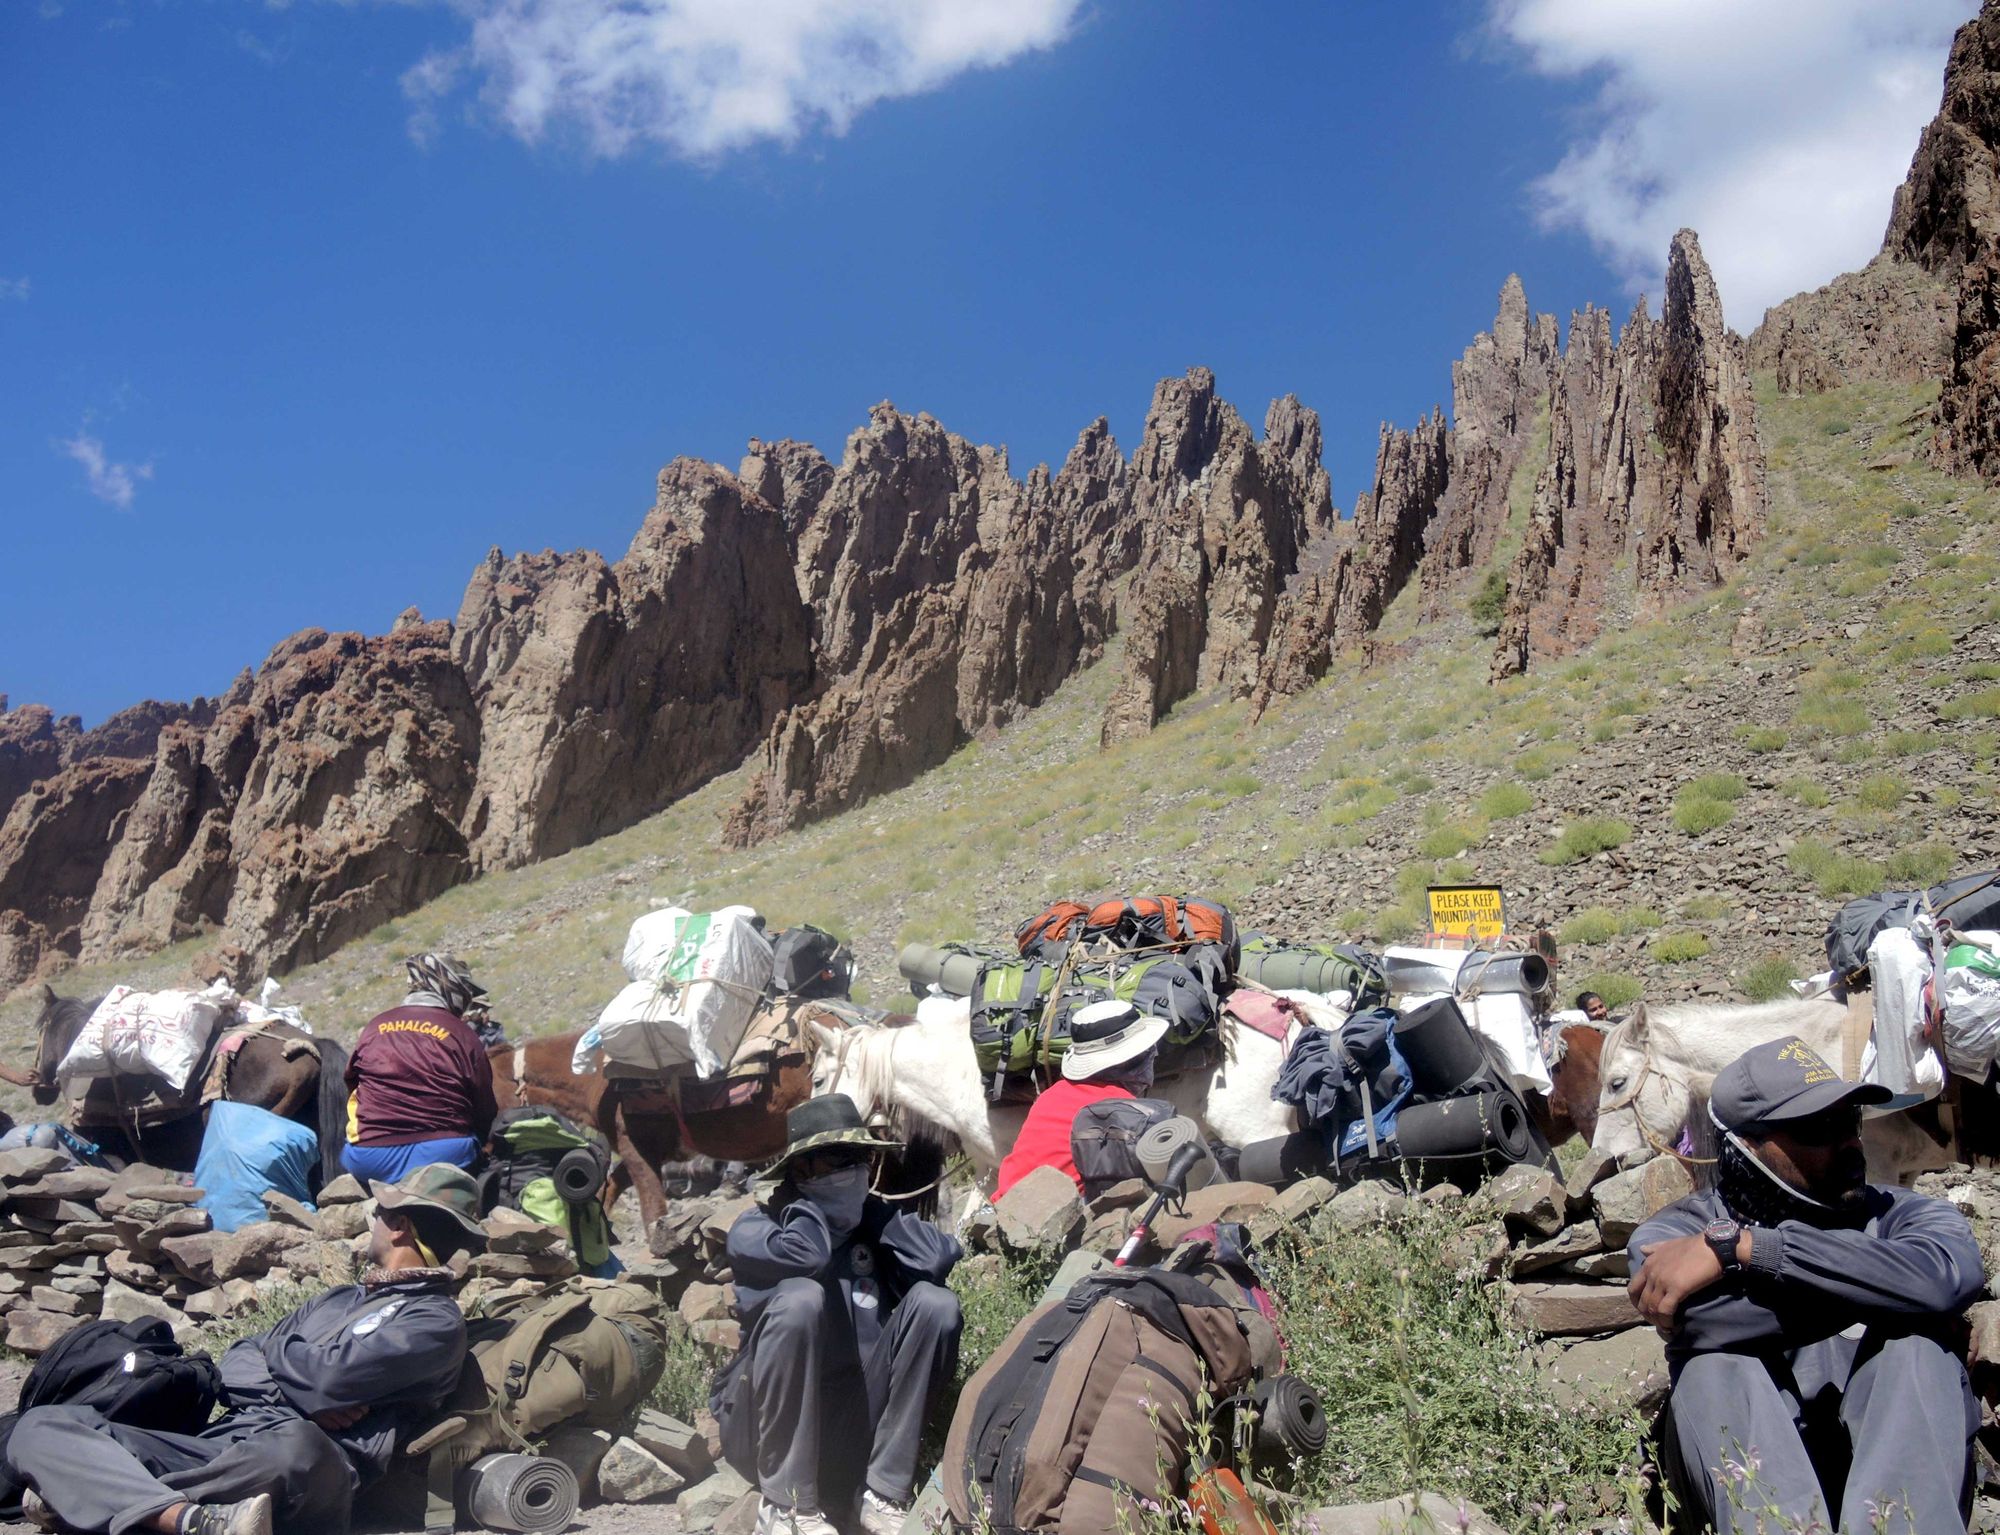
1383,945,1552,1096
1860,923,1945,1103
575,905,774,1079
1941,931,2000,1077
59,980,237,1093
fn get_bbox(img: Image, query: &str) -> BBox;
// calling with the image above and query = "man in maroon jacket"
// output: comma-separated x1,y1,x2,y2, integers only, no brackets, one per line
341,954,499,1184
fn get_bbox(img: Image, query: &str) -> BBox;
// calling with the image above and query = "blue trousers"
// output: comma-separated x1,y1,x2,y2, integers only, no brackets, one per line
339,1135,479,1184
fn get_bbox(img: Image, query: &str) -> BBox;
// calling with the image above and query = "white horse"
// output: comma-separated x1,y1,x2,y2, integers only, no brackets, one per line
807,993,1340,1184
1590,998,1956,1185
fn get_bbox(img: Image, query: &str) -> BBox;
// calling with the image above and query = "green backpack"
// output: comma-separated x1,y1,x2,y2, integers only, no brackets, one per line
481,1107,615,1269
969,953,1223,1088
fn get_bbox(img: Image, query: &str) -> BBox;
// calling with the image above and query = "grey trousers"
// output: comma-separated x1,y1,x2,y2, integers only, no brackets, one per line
719,1278,962,1515
1662,1331,1977,1535
5,1403,358,1535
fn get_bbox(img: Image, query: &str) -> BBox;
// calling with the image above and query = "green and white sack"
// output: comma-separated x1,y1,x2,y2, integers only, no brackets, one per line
1942,931,2000,1078
576,906,774,1079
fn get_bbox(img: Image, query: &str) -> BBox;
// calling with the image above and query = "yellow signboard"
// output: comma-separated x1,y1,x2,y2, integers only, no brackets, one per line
1427,884,1506,942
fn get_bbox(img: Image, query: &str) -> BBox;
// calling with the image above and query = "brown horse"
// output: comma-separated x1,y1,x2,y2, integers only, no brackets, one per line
495,1021,947,1230
23,985,350,1185
1529,1020,1606,1147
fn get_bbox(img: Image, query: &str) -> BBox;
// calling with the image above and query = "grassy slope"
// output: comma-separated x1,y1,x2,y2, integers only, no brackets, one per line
5,378,1998,1113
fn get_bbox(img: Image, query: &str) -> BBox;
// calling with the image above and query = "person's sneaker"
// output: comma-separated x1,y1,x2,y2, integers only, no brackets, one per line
178,1494,275,1535
856,1488,910,1535
20,1489,57,1531
753,1497,840,1535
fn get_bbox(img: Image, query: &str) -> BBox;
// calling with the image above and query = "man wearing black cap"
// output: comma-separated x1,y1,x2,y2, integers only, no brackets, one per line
1628,1035,1982,1534
712,1094,964,1535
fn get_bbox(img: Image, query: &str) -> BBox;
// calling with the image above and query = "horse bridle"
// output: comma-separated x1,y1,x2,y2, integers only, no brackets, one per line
1600,1025,1719,1167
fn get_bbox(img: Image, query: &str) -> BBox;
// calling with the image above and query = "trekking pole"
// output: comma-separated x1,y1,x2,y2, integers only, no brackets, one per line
1113,1142,1202,1268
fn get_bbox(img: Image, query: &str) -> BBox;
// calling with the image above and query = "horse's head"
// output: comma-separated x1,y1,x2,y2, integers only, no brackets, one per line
25,983,90,1107
1589,1004,1692,1167
1543,1021,1606,1145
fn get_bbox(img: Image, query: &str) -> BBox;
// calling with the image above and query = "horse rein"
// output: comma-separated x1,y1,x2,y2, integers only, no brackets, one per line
1600,1026,1719,1167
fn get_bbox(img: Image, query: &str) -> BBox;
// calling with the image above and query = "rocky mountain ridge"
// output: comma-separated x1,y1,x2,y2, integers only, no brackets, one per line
10,0,2000,992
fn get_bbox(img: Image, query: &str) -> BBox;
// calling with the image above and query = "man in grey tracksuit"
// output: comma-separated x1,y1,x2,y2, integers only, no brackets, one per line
713,1095,964,1535
6,1164,482,1535
1629,1035,1983,1535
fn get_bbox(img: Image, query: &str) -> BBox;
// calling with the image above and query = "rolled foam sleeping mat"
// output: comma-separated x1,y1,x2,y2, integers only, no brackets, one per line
1253,1375,1328,1461
1233,1128,1329,1189
1392,997,1491,1098
553,1146,605,1202
462,1454,579,1534
1237,949,1352,995
1382,950,1549,999
1389,1088,1533,1164
1136,1116,1218,1194
896,943,985,998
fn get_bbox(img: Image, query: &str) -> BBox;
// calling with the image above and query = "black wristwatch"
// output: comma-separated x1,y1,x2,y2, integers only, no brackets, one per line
1704,1217,1744,1274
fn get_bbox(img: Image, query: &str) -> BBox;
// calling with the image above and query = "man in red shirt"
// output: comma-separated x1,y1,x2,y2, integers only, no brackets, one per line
342,954,499,1184
994,1001,1168,1200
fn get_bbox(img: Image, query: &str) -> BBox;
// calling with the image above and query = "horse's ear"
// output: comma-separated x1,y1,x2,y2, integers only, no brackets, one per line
807,1021,842,1052
38,982,55,1004
1625,1002,1649,1038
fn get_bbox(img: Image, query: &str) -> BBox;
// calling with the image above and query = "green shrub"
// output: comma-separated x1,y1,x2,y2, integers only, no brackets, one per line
1371,904,1422,943
1821,418,1852,435
1686,773,1748,801
1878,730,1932,756
1964,662,2000,682
1738,726,1788,753
1266,1199,1647,1527
1683,893,1732,922
1559,907,1621,946
1887,841,1956,886
1788,839,1886,898
1514,744,1574,781
1540,818,1632,865
649,1324,728,1424
1854,773,1908,811
1785,777,1832,808
1417,820,1485,859
1743,955,1801,1004
1650,931,1711,965
1942,687,2000,720
1468,569,1508,637
1621,905,1665,931
1672,795,1734,835
1479,781,1533,820
1795,696,1871,737
1215,772,1262,798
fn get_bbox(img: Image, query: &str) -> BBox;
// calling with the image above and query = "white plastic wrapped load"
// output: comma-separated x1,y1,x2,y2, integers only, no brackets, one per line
59,980,236,1093
237,977,312,1033
1941,931,2000,1078
583,906,774,1078
1859,925,1945,1103
1383,945,1552,1096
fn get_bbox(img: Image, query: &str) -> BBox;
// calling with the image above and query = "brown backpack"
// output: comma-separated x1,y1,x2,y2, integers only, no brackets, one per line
940,1270,1255,1534
1016,896,1239,969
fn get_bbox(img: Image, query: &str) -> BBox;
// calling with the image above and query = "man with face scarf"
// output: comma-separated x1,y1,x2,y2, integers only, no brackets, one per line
993,1000,1167,1200
1628,1036,1982,1535
712,1095,963,1535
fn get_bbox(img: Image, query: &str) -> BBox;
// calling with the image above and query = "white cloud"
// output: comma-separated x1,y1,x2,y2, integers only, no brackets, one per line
59,430,153,510
404,0,1083,159
1491,0,1977,328
0,277,27,301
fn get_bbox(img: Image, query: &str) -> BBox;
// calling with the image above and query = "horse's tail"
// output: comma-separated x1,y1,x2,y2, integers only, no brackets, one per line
313,1037,351,1188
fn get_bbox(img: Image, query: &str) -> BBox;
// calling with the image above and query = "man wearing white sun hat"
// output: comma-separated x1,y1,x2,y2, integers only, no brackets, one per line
994,999,1169,1201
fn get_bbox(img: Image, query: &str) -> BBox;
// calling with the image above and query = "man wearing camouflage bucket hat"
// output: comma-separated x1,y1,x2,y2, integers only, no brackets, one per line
712,1095,963,1535
1628,1035,1982,1534
6,1164,476,1535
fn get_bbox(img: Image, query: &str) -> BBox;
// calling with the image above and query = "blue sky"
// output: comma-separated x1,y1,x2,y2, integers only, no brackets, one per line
0,0,1974,724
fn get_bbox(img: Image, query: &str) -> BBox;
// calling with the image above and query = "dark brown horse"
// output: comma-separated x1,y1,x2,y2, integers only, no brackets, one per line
495,1022,946,1230
1529,1020,1606,1147
23,985,350,1186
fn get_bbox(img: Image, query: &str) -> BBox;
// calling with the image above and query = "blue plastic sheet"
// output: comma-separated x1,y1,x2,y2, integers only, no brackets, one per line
195,1100,318,1233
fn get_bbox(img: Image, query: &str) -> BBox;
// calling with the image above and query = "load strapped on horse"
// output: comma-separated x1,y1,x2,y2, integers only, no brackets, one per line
895,891,1566,1191
17,977,347,1197
568,906,876,1168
